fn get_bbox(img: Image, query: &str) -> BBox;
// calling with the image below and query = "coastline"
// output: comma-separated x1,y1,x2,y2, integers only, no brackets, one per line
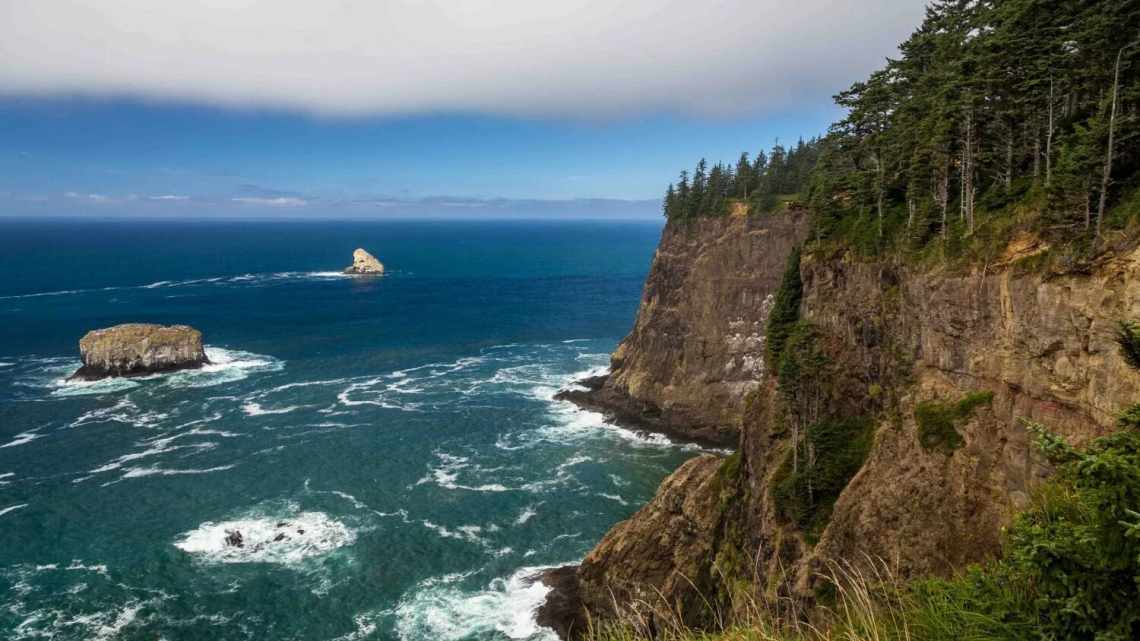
553,375,738,449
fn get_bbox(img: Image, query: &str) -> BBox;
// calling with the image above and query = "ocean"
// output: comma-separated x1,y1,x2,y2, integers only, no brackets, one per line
0,219,703,641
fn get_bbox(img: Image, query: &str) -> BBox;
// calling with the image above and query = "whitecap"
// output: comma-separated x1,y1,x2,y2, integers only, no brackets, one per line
242,401,304,416
415,452,511,493
0,430,44,449
174,509,355,564
514,505,539,526
162,347,284,388
52,375,141,397
597,493,629,506
392,566,560,641
0,503,28,517
118,464,235,480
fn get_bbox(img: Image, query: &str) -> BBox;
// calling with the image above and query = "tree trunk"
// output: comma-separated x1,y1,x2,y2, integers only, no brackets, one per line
1046,78,1055,186
1097,45,1129,241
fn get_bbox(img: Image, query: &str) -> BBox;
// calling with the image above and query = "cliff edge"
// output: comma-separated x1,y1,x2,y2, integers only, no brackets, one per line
558,210,809,446
545,217,1140,636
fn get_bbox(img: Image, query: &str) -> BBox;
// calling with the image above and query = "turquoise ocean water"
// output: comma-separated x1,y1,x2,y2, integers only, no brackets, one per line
0,219,703,641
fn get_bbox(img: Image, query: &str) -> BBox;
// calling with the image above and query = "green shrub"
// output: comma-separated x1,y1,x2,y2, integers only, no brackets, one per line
771,415,873,541
765,246,803,373
914,391,993,454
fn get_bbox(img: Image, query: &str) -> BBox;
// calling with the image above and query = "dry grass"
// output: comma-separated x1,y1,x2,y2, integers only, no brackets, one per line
579,554,931,641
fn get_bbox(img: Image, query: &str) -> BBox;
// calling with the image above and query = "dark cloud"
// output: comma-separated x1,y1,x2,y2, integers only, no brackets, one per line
0,1,923,118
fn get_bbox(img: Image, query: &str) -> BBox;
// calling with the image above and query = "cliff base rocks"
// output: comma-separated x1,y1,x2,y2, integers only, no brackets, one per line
70,323,208,380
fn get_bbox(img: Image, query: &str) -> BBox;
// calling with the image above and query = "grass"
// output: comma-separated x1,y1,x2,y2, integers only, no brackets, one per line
914,391,993,454
579,553,1024,641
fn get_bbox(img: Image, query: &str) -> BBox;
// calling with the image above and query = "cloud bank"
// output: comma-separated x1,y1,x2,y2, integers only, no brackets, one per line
0,0,923,118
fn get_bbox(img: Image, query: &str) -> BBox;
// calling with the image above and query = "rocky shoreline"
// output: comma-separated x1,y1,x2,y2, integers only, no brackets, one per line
554,375,734,449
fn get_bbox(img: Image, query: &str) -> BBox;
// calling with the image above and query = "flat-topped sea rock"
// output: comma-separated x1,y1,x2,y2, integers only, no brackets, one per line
70,323,208,381
344,248,384,274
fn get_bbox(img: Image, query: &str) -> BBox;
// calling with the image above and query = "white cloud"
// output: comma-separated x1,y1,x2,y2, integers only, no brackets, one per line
0,1,923,118
64,191,112,202
149,194,189,201
231,196,308,207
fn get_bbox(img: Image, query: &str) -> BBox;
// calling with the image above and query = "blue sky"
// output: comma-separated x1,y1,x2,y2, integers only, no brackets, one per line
0,1,924,219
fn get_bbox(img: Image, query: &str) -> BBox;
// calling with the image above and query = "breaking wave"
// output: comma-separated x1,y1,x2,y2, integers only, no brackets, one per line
392,567,559,641
174,505,356,565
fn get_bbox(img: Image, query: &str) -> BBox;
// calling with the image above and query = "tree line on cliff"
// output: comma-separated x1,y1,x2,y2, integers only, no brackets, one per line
664,0,1140,255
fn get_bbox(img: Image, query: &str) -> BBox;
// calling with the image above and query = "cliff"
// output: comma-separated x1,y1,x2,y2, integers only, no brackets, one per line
547,216,1140,636
70,323,208,380
557,208,809,446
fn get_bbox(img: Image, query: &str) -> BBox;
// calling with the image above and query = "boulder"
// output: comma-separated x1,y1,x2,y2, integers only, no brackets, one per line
69,323,208,381
344,248,384,274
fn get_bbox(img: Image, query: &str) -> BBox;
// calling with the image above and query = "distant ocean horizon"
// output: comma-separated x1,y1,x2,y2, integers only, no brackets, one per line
0,219,703,641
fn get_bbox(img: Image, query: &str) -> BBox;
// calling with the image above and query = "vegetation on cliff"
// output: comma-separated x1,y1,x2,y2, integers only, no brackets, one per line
664,0,1140,265
914,390,994,453
580,324,1140,641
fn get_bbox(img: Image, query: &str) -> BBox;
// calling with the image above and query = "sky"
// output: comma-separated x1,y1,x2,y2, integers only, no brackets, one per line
0,1,926,219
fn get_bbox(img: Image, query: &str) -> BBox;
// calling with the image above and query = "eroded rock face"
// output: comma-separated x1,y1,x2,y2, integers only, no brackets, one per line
562,211,809,445
344,248,384,274
70,323,208,380
573,454,725,632
555,222,1140,634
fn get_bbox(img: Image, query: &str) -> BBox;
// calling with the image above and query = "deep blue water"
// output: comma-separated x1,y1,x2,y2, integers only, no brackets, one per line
0,219,702,641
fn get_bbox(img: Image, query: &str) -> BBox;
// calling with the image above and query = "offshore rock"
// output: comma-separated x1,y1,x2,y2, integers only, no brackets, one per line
344,248,384,274
559,209,809,446
70,323,208,380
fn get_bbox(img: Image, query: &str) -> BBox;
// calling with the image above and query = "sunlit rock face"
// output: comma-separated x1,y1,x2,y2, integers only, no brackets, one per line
344,248,384,274
71,323,208,380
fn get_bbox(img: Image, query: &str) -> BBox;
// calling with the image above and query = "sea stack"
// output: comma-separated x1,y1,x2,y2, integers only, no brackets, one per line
69,323,208,381
344,248,384,274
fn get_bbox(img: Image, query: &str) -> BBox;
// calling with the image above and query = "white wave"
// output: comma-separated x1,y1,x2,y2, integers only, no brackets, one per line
609,474,631,487
421,521,489,545
119,464,235,480
393,566,559,641
68,397,169,429
142,280,173,288
242,401,304,416
51,375,141,397
174,508,356,564
0,430,44,449
597,493,629,506
0,503,28,517
328,611,385,641
163,347,284,388
514,505,539,526
0,361,15,367
87,427,226,476
0,472,13,486
415,452,511,493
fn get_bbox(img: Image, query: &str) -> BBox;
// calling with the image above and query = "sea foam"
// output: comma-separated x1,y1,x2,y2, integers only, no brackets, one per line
392,566,559,641
174,508,355,565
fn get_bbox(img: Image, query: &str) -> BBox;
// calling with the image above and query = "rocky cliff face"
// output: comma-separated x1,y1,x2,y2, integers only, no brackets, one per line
344,248,384,274
71,323,208,380
560,209,809,446
549,221,1140,636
